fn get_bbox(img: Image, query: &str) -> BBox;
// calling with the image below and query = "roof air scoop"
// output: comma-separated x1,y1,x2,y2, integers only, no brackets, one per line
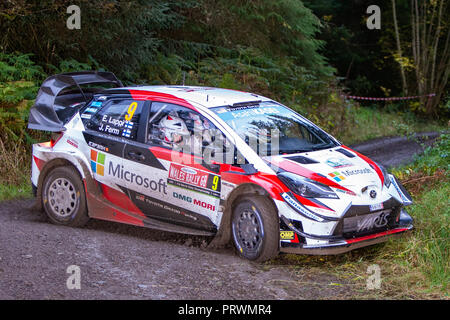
285,155,319,164
335,148,356,158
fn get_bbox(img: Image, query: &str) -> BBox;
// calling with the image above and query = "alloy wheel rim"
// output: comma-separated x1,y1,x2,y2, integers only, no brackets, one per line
233,206,264,254
47,178,78,218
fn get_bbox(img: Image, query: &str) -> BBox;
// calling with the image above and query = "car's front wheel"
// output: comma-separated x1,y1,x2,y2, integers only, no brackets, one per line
231,196,279,262
42,166,89,227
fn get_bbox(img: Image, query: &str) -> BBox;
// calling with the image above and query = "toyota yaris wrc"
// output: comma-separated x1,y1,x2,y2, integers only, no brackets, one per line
28,71,414,261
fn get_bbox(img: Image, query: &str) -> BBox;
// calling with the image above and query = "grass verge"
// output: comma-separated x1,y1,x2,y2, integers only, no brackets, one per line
339,105,447,145
271,177,448,299
0,136,34,201
0,178,32,202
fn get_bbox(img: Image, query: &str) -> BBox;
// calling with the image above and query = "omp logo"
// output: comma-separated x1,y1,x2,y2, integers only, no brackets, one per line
280,231,295,240
90,150,105,176
328,171,345,182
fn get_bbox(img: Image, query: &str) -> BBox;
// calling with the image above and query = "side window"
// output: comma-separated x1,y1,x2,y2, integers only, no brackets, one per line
85,99,144,140
147,102,230,157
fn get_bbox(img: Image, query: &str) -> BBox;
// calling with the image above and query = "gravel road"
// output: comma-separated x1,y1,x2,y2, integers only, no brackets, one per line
350,131,441,168
0,132,441,300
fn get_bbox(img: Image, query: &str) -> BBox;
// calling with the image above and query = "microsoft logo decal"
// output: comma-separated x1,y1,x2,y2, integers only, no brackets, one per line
328,171,345,182
90,149,105,176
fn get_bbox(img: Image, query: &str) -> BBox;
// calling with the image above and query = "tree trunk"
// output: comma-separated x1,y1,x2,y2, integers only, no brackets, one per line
410,0,449,115
391,0,408,95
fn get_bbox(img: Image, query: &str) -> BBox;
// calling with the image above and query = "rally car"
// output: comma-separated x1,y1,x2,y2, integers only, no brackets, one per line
28,71,414,261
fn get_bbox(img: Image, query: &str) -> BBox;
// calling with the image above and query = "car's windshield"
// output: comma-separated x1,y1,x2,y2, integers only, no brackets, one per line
212,101,339,155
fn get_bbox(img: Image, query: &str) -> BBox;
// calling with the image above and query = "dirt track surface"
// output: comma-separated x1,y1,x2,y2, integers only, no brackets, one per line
0,132,442,300
350,131,441,168
0,199,354,299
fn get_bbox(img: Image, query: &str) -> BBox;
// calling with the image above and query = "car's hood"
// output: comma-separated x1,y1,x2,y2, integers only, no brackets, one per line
262,146,412,221
261,146,407,219
262,146,390,207
265,146,381,188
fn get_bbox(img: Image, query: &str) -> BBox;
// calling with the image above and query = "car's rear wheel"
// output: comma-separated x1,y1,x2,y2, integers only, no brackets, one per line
231,196,279,262
42,166,89,227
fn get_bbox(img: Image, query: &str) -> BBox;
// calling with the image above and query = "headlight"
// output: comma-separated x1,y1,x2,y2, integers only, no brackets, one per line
376,163,391,188
278,172,339,199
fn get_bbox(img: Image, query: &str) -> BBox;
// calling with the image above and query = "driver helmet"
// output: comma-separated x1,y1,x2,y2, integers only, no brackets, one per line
159,114,190,145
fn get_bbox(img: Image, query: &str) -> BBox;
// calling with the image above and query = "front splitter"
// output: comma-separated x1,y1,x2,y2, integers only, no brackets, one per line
280,225,413,255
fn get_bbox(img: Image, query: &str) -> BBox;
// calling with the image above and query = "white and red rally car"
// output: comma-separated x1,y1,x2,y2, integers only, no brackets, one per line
28,71,414,261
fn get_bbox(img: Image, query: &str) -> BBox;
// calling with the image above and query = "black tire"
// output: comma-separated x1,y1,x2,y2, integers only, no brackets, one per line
42,166,89,227
231,195,279,262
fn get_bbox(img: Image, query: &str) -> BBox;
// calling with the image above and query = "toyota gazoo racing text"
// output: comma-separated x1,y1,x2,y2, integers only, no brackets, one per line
28,71,414,261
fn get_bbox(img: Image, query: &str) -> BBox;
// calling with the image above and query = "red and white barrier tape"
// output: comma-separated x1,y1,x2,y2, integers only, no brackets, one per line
341,93,436,101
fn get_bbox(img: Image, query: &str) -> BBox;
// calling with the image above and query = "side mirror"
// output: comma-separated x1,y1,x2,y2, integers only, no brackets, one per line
202,160,220,174
241,163,258,175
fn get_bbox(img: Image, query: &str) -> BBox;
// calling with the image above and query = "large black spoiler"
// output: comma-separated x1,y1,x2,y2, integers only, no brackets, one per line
28,71,123,132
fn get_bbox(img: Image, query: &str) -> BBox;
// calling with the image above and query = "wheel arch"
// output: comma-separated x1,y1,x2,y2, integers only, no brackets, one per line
209,182,279,248
35,155,94,211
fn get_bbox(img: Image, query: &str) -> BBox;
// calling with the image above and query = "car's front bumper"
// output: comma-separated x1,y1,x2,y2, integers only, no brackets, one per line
280,224,413,255
279,208,414,255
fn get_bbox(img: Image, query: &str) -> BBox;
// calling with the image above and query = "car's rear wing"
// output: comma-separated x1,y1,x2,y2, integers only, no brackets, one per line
28,71,123,132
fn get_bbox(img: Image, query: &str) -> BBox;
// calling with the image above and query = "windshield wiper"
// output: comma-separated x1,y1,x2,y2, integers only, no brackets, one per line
310,146,328,151
278,148,314,154
278,144,334,154
310,142,334,151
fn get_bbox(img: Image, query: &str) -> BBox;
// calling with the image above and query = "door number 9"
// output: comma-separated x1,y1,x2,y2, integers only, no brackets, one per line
211,175,219,191
125,102,138,121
